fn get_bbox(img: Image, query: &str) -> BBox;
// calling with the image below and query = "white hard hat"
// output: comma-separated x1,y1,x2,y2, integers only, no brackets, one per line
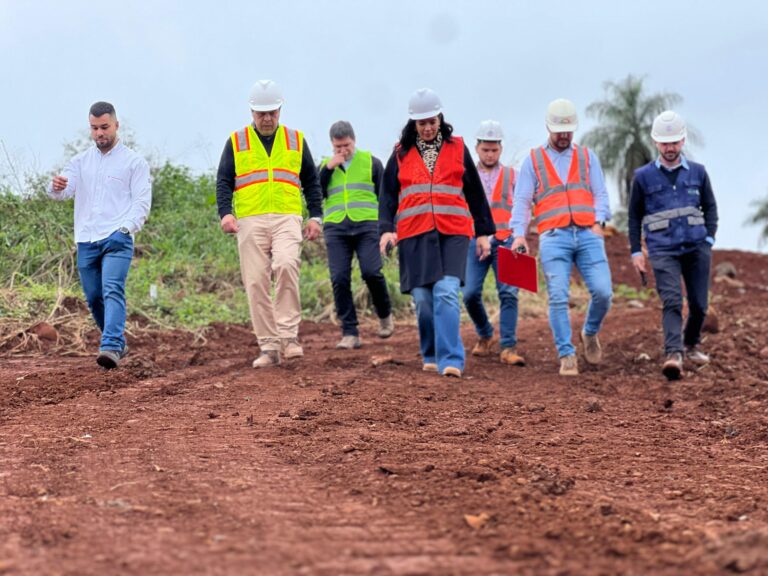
476,120,504,142
651,110,686,143
546,98,578,133
408,88,443,120
248,80,284,112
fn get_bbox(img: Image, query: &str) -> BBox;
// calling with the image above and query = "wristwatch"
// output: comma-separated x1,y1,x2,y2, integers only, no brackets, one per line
597,221,606,229
118,226,131,235
309,216,323,226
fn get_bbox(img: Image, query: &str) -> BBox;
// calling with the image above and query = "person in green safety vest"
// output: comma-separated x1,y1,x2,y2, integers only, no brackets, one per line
319,121,394,349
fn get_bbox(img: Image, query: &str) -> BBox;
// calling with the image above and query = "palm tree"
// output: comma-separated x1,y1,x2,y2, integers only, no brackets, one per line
581,75,692,212
746,194,768,246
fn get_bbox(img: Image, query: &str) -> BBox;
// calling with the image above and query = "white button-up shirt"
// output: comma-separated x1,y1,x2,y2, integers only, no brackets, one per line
48,141,152,243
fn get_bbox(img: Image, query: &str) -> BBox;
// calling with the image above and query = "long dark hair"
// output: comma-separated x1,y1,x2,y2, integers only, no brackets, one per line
396,113,454,159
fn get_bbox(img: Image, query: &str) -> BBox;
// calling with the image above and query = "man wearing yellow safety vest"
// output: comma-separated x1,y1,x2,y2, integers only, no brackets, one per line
216,80,323,368
319,121,393,349
511,99,613,377
462,120,525,367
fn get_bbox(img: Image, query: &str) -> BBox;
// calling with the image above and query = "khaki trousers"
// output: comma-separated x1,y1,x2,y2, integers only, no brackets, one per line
237,214,303,351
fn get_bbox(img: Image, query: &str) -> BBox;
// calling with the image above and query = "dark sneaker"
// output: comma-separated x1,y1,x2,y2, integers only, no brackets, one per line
662,352,684,381
97,349,121,370
684,345,710,366
580,330,603,365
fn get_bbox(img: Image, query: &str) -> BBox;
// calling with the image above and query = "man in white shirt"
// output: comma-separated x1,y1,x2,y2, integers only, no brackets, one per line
49,101,152,369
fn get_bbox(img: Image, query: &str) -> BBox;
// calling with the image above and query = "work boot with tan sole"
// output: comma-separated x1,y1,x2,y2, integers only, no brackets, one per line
282,338,304,359
559,354,579,376
378,315,394,339
580,330,603,365
253,350,281,368
500,347,526,366
471,337,495,357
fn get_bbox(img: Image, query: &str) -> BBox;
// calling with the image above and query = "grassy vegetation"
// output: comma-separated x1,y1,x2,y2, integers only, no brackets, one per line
1,155,646,333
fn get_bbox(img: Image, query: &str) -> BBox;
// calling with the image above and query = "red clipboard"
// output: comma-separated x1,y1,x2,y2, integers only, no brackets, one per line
498,246,538,293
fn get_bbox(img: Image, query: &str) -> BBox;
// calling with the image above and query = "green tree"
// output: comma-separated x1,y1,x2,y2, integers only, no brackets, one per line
581,75,692,218
746,193,768,246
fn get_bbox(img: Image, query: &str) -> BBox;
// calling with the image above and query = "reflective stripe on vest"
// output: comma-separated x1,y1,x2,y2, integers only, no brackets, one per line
488,166,514,241
530,145,595,233
231,124,304,218
395,137,473,240
642,206,705,231
322,150,379,223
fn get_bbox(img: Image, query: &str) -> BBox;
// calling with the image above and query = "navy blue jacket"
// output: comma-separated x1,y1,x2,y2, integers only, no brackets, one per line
628,159,718,256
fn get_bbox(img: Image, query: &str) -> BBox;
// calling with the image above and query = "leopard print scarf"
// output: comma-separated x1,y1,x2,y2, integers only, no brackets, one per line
415,131,443,174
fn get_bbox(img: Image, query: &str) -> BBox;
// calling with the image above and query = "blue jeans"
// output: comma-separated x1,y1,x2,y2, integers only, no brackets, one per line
539,226,613,358
463,237,520,349
649,242,711,354
411,275,464,372
77,230,133,352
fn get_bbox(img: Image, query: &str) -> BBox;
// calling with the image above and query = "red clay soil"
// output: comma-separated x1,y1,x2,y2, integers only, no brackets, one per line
2,234,768,576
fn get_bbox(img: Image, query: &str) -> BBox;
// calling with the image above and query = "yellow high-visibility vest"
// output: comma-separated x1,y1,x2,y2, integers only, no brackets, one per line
231,124,304,217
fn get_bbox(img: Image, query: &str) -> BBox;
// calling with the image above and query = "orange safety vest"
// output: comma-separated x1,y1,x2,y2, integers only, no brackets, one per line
488,165,515,241
395,137,473,240
530,145,595,234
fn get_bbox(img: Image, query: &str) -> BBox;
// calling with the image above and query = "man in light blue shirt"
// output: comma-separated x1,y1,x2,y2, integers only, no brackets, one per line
49,101,152,369
510,98,613,377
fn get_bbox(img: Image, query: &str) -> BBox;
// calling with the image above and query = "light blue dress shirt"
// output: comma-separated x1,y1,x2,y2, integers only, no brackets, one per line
510,142,611,238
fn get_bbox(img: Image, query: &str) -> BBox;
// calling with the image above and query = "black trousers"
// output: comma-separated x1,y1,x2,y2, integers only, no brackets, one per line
324,224,391,336
650,242,712,354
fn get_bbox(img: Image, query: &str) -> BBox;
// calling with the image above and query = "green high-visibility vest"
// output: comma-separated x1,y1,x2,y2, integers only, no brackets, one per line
321,150,378,224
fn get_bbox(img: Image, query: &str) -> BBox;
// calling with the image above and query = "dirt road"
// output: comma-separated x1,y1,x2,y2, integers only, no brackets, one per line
2,239,768,575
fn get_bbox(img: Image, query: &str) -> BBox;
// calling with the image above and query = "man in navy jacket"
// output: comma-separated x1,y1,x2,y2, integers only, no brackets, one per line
628,111,718,381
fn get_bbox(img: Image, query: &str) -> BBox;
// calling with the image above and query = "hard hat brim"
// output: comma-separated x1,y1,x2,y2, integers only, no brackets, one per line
409,110,442,121
250,103,283,112
547,121,578,133
652,133,686,144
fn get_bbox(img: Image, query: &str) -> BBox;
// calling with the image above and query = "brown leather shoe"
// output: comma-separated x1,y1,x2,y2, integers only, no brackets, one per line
471,337,496,357
282,338,304,359
500,347,525,366
441,366,462,378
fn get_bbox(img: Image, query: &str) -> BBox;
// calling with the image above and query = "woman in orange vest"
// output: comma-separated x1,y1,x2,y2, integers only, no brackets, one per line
379,88,495,378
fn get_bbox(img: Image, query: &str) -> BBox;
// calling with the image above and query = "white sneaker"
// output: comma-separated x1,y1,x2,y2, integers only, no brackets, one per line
684,345,710,366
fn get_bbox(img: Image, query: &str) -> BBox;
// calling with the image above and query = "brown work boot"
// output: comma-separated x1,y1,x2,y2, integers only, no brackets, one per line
471,336,496,357
559,354,579,377
378,315,395,339
580,330,603,365
253,350,281,368
662,352,683,381
422,362,438,373
500,347,525,366
336,335,361,350
282,338,304,359
684,345,710,366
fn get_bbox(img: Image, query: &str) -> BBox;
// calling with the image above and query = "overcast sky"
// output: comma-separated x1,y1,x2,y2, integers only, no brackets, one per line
2,0,766,251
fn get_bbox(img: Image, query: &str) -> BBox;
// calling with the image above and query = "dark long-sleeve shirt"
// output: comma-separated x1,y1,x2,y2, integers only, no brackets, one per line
215,125,322,219
319,153,384,232
628,158,718,255
378,141,495,292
